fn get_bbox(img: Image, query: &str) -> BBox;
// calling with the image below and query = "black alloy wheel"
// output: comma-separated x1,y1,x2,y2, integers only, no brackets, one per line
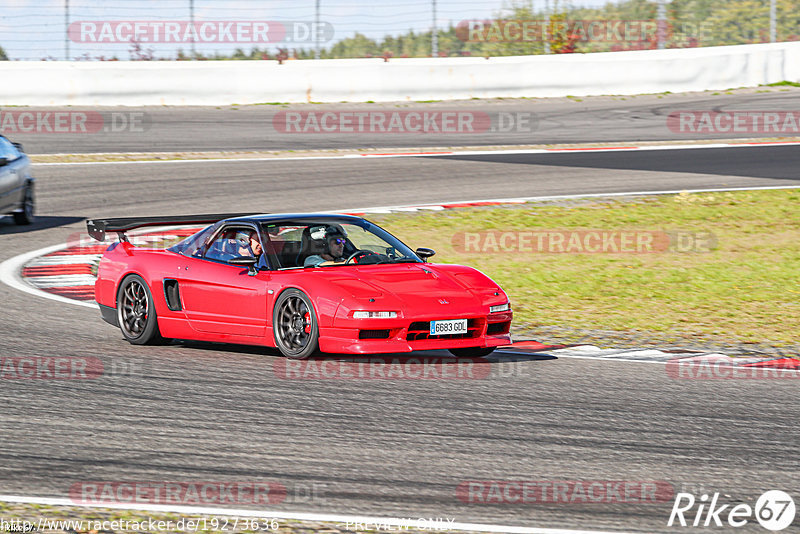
116,275,164,345
273,289,319,359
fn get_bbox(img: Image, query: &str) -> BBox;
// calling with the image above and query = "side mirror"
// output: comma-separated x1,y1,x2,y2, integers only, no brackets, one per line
415,247,436,262
229,255,258,276
0,157,8,167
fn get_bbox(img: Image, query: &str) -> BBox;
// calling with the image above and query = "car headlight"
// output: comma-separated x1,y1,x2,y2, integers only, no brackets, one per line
489,303,510,313
353,311,398,319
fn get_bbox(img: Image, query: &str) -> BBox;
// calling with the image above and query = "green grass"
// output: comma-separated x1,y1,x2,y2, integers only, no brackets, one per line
373,190,800,344
766,80,800,87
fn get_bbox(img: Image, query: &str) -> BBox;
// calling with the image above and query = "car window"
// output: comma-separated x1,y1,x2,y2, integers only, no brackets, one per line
345,224,398,254
0,137,21,162
169,224,216,257
204,226,262,264
261,220,419,269
259,224,306,269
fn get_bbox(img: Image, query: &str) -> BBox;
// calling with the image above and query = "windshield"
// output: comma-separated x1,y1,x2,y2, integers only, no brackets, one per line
261,220,420,269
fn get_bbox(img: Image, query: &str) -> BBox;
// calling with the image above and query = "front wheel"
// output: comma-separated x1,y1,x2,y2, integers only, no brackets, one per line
116,275,164,345
13,184,34,225
273,289,319,359
449,347,496,358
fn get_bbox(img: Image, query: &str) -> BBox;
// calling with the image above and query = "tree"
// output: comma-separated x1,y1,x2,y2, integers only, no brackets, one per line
327,33,379,58
700,0,800,45
0,45,8,61
175,0,800,61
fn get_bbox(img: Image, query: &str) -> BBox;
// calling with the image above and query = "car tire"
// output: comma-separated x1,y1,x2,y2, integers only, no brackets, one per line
13,183,34,225
448,347,496,358
273,288,319,359
116,274,164,345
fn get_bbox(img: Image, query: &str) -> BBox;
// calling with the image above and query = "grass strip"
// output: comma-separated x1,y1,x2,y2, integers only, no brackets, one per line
372,190,800,346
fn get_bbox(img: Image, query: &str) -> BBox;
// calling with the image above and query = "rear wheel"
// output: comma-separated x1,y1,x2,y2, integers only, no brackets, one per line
13,184,34,225
273,289,319,359
449,347,496,358
116,275,164,345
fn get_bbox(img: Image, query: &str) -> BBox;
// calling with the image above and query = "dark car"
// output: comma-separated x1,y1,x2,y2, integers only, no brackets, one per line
0,135,35,225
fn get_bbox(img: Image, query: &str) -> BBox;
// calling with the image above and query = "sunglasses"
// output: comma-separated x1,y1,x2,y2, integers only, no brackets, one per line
331,238,346,245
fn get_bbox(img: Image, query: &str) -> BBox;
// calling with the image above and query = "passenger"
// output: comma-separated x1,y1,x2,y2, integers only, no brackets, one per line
304,225,347,267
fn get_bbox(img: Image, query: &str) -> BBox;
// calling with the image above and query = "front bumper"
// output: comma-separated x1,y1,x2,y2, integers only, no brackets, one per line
319,311,512,354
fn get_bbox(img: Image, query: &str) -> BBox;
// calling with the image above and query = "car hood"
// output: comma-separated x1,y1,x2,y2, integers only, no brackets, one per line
315,263,502,311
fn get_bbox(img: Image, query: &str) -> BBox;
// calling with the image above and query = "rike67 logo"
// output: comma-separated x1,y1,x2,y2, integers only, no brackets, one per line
668,490,795,531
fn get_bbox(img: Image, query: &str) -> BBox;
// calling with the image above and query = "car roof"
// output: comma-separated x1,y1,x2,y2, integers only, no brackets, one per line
225,213,367,225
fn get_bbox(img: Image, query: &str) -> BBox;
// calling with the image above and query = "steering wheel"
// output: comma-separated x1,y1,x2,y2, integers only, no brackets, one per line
345,250,376,264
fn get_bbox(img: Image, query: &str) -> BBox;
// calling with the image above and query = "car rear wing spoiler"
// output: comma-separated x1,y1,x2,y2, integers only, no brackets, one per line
86,213,260,242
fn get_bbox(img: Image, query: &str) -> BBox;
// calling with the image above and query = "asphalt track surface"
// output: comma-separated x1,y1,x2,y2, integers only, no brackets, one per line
2,123,800,532
7,88,800,154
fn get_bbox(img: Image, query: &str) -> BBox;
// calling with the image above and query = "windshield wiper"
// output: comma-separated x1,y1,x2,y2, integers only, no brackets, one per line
392,258,421,263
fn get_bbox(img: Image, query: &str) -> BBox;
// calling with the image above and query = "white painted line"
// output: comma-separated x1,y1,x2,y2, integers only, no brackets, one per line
355,141,800,158
533,353,671,365
501,347,799,368
0,243,97,309
0,495,634,534
31,140,800,166
498,346,699,365
27,254,102,266
551,347,695,360
25,274,98,288
31,154,383,166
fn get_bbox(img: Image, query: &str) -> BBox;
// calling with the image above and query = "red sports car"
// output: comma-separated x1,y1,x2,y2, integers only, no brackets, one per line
88,213,512,359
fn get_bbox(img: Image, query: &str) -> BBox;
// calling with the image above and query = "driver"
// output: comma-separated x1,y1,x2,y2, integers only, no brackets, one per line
235,230,263,258
304,225,347,267
232,229,269,270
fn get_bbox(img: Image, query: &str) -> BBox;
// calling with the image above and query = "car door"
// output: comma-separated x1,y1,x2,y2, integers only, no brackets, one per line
176,225,270,337
0,137,22,212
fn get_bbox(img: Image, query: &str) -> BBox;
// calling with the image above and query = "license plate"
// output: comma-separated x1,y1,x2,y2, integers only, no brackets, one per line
430,319,468,336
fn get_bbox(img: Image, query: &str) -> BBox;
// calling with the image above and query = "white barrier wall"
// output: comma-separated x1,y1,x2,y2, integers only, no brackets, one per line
2,41,800,106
